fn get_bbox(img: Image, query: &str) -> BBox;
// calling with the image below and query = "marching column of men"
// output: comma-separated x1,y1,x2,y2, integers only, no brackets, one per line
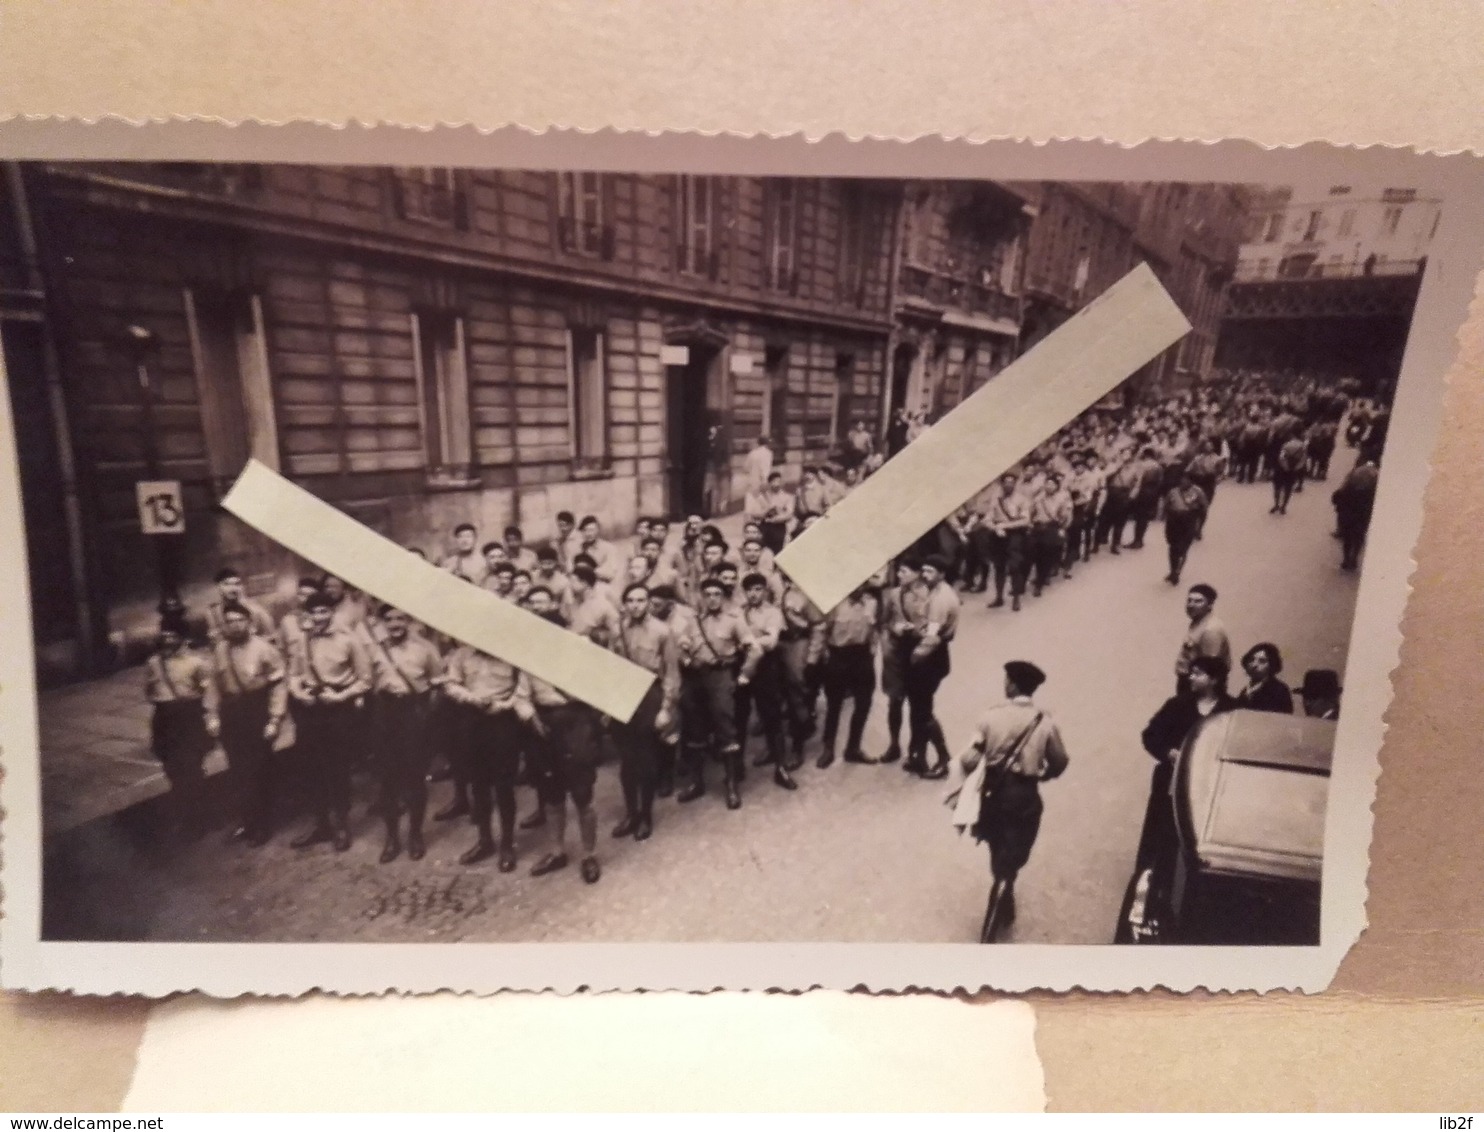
141,369,1385,931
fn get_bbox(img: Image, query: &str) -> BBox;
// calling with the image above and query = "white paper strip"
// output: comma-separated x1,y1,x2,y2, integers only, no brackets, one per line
776,263,1191,611
221,461,654,721
123,993,1044,1112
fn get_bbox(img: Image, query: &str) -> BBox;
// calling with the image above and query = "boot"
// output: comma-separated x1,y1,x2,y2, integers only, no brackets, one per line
879,744,902,764
519,806,547,830
922,722,951,779
1011,594,1022,612
406,825,426,861
903,743,928,777
980,878,1015,944
379,825,402,864
635,783,655,841
459,831,497,865
774,763,798,790
723,748,742,811
612,782,641,837
676,753,706,803
656,748,676,799
332,816,352,853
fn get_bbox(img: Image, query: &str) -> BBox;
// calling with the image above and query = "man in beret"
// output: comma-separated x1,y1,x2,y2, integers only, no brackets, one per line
951,660,1070,944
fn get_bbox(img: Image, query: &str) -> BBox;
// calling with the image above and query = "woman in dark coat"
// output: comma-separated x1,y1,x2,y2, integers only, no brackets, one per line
1136,655,1236,876
1235,641,1295,714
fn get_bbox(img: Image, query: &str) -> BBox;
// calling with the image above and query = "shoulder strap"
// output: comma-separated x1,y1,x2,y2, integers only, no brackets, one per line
983,711,1045,792
695,614,726,665
153,654,184,701
216,641,249,697
372,633,419,694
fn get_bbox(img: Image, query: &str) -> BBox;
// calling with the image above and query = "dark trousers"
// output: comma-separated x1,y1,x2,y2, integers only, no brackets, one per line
1272,469,1299,512
1029,523,1065,591
682,665,740,784
1131,496,1159,547
759,520,789,555
979,774,1044,880
613,686,661,815
821,644,875,755
1164,517,1198,580
778,636,820,748
294,698,358,828
1097,491,1131,549
533,701,599,809
151,698,212,833
904,646,949,762
1065,506,1093,566
374,692,434,834
735,652,786,765
1337,510,1371,568
974,528,1028,599
217,688,274,836
466,709,523,844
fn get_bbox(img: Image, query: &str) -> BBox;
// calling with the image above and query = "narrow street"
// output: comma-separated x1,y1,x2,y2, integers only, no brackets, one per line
43,473,1360,945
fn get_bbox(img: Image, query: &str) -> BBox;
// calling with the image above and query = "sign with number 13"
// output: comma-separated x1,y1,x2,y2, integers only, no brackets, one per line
136,480,185,535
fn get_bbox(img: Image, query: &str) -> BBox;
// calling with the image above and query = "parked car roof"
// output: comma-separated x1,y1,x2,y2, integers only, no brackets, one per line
1178,709,1336,885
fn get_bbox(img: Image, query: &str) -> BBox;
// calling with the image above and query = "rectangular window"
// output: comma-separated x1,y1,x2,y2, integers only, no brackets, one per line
763,344,789,451
677,175,717,277
766,180,799,292
1337,209,1355,237
1383,206,1403,235
557,172,614,259
392,167,465,227
839,187,873,303
184,288,280,487
1303,210,1322,241
567,326,608,467
832,352,856,443
412,310,473,478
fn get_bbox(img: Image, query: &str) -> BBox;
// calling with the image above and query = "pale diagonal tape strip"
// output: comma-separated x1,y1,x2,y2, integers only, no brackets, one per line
776,264,1191,612
221,461,654,722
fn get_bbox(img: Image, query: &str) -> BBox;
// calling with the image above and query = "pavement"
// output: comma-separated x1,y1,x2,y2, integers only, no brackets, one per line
39,477,1359,943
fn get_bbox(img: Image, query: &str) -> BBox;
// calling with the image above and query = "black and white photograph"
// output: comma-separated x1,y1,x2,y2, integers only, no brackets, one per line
0,139,1475,994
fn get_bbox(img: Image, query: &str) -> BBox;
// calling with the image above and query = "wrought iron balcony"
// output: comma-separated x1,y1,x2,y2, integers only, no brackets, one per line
901,262,1020,323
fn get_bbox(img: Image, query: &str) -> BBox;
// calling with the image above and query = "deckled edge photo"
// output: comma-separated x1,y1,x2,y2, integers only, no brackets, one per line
1,122,1481,995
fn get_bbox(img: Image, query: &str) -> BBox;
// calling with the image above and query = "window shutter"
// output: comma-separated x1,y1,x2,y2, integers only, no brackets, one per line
600,224,616,262
452,185,471,232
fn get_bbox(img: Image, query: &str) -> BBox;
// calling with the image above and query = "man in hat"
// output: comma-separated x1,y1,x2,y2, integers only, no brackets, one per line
367,605,445,864
953,660,1070,943
205,566,276,644
1332,456,1380,571
1299,670,1342,720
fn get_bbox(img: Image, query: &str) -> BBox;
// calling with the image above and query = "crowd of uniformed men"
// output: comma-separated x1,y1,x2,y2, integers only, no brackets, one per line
141,369,1387,902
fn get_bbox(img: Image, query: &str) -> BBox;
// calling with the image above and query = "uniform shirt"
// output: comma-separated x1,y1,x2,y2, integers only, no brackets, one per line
553,530,580,572
1031,487,1074,528
911,579,960,646
206,636,289,722
441,550,485,583
740,600,785,653
567,590,623,647
277,609,311,660
880,586,916,645
962,698,1069,780
369,633,444,695
610,614,681,713
797,480,830,516
760,487,797,526
1164,483,1209,519
504,546,539,574
289,626,372,703
145,649,212,704
1068,469,1104,509
1278,436,1307,471
328,597,370,642
531,567,571,608
1175,612,1232,680
205,596,276,643
983,490,1030,532
824,591,880,651
679,607,761,678
738,556,784,602
443,646,533,718
576,538,620,583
